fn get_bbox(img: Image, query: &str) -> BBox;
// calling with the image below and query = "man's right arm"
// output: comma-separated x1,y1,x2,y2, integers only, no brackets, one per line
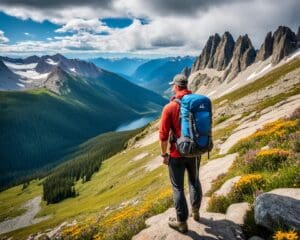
159,105,171,164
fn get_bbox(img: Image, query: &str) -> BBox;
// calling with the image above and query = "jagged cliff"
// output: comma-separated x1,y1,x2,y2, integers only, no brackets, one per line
189,25,299,94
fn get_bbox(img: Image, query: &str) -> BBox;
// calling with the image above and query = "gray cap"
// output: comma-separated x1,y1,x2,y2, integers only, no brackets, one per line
169,74,188,87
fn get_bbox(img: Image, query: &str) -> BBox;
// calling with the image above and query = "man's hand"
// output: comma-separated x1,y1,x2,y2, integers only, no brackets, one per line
161,153,169,165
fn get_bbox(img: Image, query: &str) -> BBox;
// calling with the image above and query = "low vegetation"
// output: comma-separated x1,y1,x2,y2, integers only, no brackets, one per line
206,107,300,238
43,130,141,204
214,58,300,105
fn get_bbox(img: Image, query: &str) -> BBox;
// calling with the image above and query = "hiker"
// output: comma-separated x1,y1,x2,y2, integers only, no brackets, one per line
159,74,202,233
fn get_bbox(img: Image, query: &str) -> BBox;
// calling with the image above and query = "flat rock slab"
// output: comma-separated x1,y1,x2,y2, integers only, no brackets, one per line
133,208,244,240
215,176,241,197
133,153,241,240
219,94,300,154
254,188,300,231
200,153,238,194
226,202,250,225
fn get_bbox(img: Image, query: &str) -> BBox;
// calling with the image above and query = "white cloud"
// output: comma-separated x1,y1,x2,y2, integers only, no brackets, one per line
0,0,299,56
0,30,9,43
55,18,111,33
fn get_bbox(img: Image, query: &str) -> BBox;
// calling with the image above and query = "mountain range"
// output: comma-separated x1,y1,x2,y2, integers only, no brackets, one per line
91,56,195,96
189,25,300,97
0,54,167,189
89,57,148,77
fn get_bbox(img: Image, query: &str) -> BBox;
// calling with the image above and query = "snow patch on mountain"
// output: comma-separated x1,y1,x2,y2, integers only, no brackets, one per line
46,58,59,65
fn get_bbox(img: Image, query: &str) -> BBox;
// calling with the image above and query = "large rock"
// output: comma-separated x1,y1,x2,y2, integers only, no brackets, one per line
254,188,300,231
224,34,256,81
255,31,274,62
226,202,250,225
213,31,235,70
271,26,297,65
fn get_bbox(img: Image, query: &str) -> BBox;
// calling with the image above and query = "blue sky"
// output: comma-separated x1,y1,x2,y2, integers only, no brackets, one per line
0,0,298,58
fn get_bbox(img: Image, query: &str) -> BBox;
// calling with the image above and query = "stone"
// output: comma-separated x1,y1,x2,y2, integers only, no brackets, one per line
255,31,274,62
254,188,300,231
271,26,297,65
226,202,250,225
249,236,265,240
215,176,241,197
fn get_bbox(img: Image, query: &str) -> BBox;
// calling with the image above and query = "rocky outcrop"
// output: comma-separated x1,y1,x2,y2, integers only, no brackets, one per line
181,66,191,78
297,26,300,48
271,26,298,65
213,31,235,70
255,31,274,62
254,188,300,231
223,34,256,81
192,34,221,72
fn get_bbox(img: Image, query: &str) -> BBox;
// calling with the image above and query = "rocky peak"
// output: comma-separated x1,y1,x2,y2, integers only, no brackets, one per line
191,33,221,72
44,66,68,94
271,26,297,65
181,66,191,78
213,31,235,70
223,34,256,81
255,31,274,62
297,26,300,48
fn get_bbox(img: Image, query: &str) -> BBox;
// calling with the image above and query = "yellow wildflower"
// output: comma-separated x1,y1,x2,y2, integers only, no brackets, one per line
273,230,299,240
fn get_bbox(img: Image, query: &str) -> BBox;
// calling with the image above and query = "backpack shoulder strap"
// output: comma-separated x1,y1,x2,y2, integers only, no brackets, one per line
173,98,181,105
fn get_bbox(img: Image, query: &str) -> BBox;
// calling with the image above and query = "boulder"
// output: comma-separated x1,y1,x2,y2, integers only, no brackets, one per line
248,236,265,240
254,188,300,231
226,202,250,225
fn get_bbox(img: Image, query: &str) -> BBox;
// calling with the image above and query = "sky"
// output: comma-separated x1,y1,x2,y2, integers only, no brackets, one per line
0,0,299,59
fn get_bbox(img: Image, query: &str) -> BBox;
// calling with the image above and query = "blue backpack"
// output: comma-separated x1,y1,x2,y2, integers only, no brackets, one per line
173,94,213,158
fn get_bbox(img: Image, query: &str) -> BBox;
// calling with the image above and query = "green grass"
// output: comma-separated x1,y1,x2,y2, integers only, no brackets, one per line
0,127,171,239
214,58,300,105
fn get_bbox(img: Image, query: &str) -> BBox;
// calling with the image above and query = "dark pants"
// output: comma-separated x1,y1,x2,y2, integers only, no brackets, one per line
168,156,202,222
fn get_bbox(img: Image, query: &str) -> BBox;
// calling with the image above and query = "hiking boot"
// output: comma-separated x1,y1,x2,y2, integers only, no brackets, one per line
168,217,188,233
191,208,200,221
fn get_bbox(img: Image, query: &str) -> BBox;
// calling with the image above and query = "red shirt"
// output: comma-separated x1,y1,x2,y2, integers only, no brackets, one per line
159,89,192,158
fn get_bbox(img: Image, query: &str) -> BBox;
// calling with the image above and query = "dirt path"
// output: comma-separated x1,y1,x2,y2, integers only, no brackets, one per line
0,196,49,235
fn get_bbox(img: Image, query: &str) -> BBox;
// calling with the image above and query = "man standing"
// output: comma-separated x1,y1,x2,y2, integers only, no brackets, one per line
159,74,202,233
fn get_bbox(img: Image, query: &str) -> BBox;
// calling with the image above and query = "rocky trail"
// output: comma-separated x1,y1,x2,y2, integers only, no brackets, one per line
133,154,246,240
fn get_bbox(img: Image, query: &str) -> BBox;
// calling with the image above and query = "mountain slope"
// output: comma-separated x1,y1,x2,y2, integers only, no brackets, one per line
0,55,167,190
0,52,299,239
132,56,195,95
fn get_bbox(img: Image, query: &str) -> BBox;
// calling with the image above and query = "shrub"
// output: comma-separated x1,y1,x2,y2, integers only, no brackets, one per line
229,119,298,154
273,230,299,240
245,149,289,172
231,174,265,202
206,194,231,213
